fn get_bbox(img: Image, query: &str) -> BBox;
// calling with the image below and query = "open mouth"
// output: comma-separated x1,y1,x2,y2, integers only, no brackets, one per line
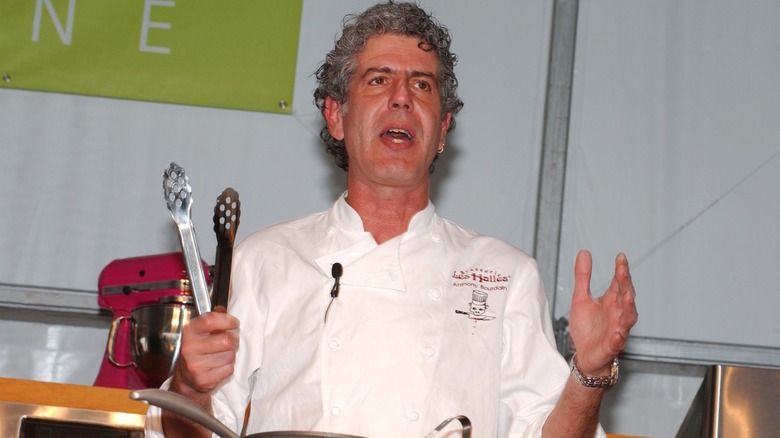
382,128,412,143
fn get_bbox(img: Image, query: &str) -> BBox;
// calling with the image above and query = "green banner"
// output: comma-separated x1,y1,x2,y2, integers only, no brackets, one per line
0,0,302,113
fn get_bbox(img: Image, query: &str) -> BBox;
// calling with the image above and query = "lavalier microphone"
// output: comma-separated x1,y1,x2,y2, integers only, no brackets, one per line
330,262,343,298
324,262,343,323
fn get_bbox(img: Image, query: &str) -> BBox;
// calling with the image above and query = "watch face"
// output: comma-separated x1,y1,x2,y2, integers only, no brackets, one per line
21,418,143,438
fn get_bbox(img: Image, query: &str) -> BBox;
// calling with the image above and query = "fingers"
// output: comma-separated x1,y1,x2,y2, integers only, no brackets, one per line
183,312,240,355
571,249,593,304
180,349,237,390
614,252,632,288
175,310,240,393
190,310,240,335
608,253,638,353
614,252,638,322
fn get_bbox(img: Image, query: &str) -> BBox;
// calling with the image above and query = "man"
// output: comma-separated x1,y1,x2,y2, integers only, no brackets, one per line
145,2,637,437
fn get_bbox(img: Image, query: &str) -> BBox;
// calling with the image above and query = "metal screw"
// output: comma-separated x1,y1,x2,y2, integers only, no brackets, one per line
279,100,287,109
2,74,10,83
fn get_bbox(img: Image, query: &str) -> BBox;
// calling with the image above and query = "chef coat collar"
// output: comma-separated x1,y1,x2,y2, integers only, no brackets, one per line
314,192,437,293
334,191,436,235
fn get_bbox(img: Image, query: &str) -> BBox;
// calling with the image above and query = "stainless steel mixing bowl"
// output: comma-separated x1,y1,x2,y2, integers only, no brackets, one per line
130,297,194,386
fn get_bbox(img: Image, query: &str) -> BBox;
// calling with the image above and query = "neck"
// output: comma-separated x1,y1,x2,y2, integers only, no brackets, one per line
345,181,430,244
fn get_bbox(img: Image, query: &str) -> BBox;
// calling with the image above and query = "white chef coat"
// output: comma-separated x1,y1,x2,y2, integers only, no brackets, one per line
145,194,606,437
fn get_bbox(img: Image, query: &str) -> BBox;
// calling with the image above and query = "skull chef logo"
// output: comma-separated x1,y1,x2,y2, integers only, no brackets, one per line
456,290,496,321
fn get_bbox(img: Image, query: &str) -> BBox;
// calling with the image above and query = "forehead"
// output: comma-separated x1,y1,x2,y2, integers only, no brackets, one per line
356,34,440,74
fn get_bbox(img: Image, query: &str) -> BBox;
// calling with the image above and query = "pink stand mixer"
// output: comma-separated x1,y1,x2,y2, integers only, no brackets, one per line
93,253,211,389
95,164,237,389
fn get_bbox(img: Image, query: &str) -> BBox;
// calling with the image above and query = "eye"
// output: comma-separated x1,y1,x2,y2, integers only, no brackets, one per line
413,79,432,91
369,76,387,85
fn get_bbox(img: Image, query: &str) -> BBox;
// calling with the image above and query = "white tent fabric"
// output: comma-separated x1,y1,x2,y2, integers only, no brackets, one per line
558,0,780,348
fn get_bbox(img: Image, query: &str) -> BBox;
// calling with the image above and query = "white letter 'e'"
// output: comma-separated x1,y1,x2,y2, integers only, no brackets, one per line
140,0,175,54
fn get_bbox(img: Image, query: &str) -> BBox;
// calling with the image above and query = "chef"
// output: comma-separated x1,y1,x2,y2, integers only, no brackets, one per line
145,2,637,437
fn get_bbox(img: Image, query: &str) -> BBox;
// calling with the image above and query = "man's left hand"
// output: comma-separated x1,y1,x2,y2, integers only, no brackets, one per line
568,250,638,376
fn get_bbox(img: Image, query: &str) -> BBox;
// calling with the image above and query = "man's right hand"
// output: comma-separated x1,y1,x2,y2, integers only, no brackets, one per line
162,307,240,437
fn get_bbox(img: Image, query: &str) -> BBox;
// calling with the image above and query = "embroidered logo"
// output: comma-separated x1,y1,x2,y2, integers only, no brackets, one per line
451,268,510,292
451,268,510,322
455,290,495,321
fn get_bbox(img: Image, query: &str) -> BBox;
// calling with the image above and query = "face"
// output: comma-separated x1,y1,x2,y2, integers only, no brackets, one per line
324,34,452,191
470,302,487,316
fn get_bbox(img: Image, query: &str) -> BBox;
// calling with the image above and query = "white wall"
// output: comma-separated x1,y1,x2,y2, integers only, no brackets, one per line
558,3,780,435
0,317,106,384
556,0,780,350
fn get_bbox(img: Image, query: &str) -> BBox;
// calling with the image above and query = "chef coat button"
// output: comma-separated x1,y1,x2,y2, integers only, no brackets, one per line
429,288,442,301
331,406,341,416
431,233,441,242
328,338,341,351
424,347,435,358
326,226,336,236
408,410,420,422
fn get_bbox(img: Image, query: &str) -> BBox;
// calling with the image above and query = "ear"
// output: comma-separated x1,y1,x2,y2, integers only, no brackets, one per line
439,112,452,143
323,96,345,141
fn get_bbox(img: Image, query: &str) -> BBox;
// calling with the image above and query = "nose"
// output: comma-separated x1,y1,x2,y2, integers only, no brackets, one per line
388,81,412,111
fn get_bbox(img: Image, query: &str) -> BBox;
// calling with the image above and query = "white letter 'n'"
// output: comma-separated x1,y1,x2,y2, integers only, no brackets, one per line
32,0,76,45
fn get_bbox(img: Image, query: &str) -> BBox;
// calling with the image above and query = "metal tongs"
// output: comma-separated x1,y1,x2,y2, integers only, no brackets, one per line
163,162,211,316
211,188,240,309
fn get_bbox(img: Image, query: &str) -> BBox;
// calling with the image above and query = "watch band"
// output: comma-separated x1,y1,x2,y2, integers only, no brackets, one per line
570,352,619,389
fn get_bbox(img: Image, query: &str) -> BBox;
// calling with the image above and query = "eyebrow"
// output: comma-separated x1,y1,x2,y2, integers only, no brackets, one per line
361,66,439,83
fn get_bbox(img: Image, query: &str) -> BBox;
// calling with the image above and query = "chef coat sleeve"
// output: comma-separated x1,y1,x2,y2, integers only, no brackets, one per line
498,256,606,438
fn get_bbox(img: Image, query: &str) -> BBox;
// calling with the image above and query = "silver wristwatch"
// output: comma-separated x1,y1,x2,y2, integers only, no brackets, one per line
570,353,619,389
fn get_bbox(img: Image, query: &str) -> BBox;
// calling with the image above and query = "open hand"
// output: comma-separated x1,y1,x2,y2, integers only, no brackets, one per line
568,250,638,376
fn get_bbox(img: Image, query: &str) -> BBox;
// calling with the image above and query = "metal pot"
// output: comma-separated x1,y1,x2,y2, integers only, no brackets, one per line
130,389,471,438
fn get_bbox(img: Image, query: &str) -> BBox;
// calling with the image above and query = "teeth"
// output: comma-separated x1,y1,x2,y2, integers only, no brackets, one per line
386,128,411,141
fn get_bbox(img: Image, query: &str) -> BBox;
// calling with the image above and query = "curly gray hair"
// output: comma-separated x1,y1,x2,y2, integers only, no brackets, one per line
313,1,464,172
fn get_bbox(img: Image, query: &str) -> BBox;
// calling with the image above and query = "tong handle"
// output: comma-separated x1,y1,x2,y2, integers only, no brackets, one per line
163,162,211,316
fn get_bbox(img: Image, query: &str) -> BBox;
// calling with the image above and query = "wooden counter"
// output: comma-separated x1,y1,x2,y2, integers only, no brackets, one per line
0,377,148,414
0,378,648,437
